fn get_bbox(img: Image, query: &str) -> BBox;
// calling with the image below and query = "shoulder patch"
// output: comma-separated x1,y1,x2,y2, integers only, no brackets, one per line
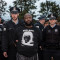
36,26,39,28
3,28,6,31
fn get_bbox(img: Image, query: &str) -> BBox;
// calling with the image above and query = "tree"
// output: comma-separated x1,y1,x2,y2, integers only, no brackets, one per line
39,1,60,17
13,0,39,19
0,0,7,17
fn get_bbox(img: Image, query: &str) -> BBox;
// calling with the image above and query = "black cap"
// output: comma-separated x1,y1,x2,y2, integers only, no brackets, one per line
48,13,57,20
38,15,46,20
10,7,20,14
49,16,56,20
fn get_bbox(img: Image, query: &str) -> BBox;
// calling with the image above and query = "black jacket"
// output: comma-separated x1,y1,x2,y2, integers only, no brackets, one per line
34,22,44,31
0,24,3,47
43,25,60,49
15,26,42,57
2,19,24,52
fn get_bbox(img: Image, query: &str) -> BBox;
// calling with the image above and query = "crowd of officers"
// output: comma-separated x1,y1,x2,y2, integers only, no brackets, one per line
0,6,60,60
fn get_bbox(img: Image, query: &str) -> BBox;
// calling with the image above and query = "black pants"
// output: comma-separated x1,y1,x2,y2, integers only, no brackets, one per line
38,48,43,60
43,49,60,60
7,45,17,60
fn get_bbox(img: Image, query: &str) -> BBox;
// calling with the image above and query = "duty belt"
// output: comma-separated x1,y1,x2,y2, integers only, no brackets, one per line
44,43,59,49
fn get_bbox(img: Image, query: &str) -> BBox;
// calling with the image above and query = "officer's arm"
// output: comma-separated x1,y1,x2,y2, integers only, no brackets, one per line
2,23,8,57
37,29,42,49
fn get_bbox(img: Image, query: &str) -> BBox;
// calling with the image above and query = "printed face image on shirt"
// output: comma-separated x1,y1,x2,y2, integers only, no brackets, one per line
21,30,34,46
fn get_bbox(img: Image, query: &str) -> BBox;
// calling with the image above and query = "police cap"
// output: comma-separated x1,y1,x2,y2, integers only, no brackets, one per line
10,7,20,14
38,15,46,20
49,16,56,20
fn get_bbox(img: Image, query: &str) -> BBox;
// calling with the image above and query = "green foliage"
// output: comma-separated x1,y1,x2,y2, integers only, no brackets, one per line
39,1,60,16
13,0,38,19
0,0,7,16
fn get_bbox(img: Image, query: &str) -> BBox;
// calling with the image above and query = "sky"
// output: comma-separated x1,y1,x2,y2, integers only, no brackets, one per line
1,0,60,20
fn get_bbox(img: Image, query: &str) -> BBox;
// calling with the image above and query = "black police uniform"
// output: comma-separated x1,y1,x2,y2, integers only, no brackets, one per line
0,24,4,60
34,15,46,31
15,25,42,60
43,24,60,60
34,15,46,60
2,19,23,60
2,7,24,60
0,24,3,47
35,22,44,31
0,19,6,60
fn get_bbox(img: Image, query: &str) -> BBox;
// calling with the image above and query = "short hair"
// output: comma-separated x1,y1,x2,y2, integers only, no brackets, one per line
24,13,32,18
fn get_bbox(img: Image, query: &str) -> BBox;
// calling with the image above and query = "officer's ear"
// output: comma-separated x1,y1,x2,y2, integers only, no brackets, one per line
55,20,57,22
49,20,51,22
17,13,19,16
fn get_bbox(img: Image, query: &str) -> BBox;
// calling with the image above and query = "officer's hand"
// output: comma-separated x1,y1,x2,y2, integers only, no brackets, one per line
16,40,18,43
40,46,42,50
3,52,8,58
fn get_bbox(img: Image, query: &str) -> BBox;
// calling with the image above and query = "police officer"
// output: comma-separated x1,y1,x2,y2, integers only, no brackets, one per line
35,15,46,31
15,13,42,60
2,7,23,60
35,15,46,60
0,17,5,60
43,14,60,60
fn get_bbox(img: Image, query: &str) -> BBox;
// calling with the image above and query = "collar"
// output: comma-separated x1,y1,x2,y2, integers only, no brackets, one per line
12,19,19,25
50,24,56,28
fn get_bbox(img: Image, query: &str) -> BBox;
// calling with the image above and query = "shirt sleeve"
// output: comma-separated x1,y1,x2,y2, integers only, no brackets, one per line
2,23,8,52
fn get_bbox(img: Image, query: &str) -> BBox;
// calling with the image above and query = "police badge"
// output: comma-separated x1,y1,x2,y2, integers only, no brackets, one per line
55,29,58,32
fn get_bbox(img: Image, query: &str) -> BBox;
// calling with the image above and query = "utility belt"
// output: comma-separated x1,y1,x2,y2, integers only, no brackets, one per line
9,41,16,48
44,43,60,50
